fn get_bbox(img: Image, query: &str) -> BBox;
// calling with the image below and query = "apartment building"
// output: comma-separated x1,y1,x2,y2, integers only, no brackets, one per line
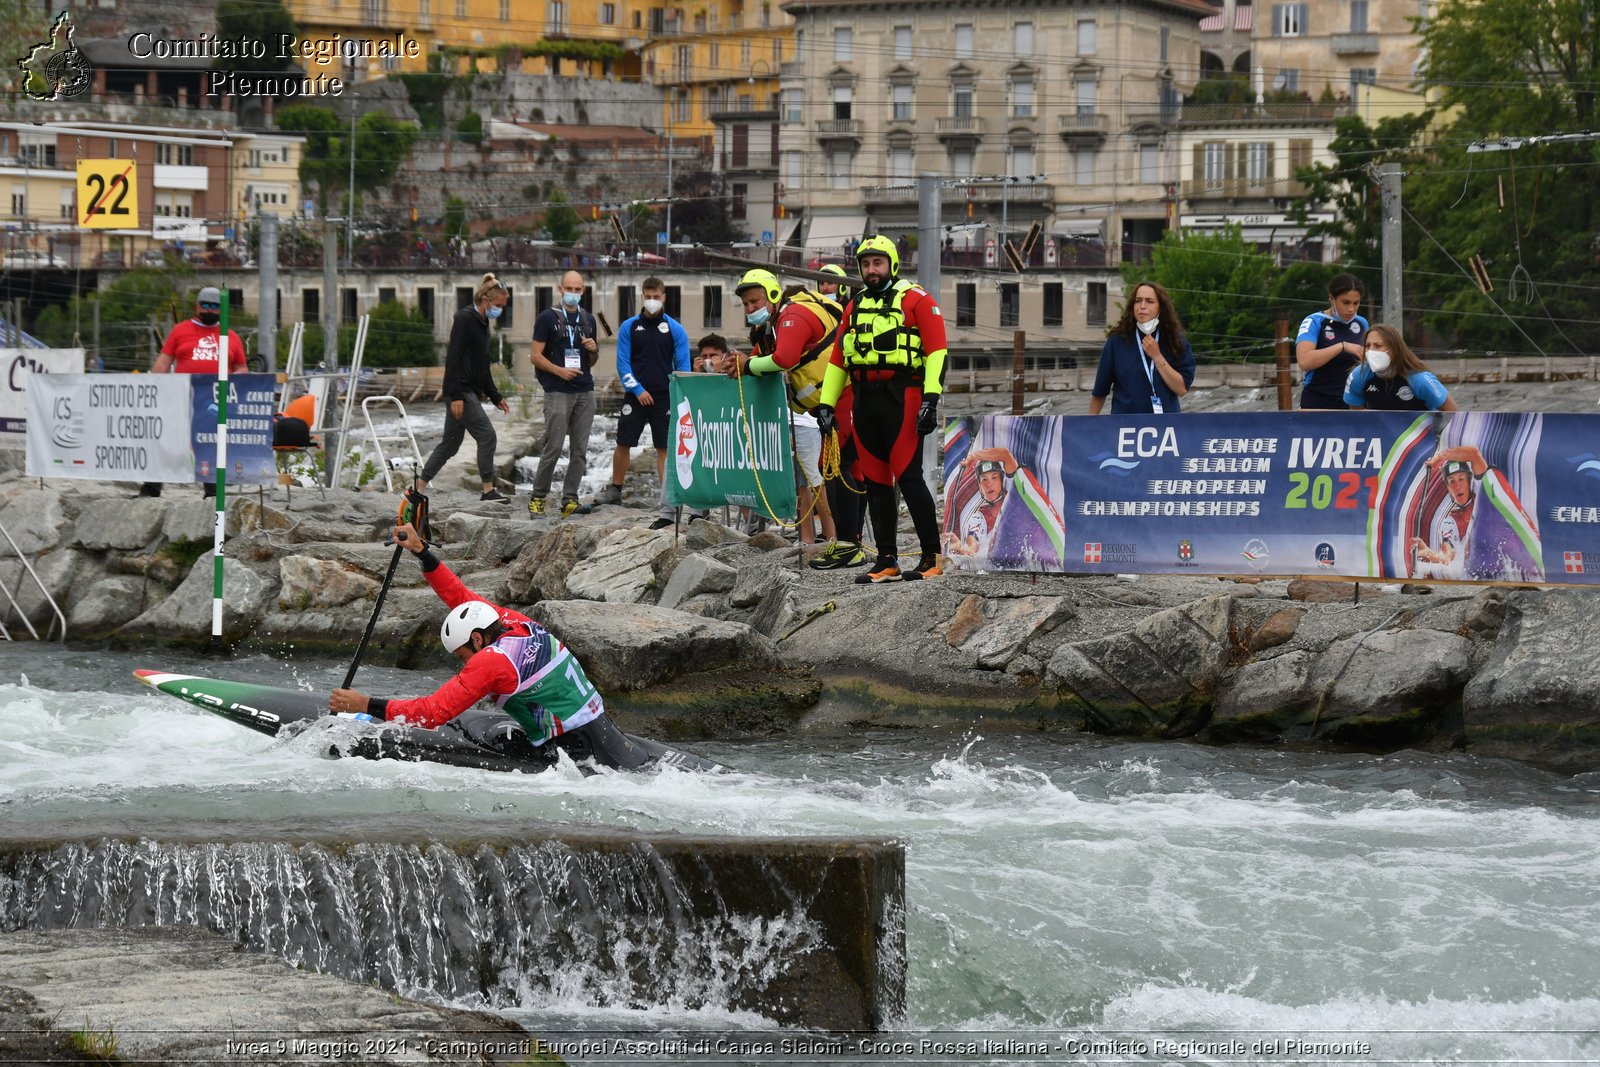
1252,0,1425,101
638,0,791,140
781,0,1211,264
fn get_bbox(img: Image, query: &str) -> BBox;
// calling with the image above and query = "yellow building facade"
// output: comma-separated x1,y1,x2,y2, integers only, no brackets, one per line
635,0,791,138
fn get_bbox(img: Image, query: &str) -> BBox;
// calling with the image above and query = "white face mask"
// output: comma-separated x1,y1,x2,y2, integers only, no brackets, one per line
1137,318,1160,336
642,298,664,315
1366,349,1392,375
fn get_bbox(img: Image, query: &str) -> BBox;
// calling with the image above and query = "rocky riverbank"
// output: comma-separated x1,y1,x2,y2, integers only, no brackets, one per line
0,472,1597,771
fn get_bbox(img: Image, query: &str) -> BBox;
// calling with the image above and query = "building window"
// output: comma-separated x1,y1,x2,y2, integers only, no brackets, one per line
1043,283,1063,327
1279,67,1300,91
664,286,682,321
833,26,852,61
1087,282,1107,326
497,288,515,330
378,287,396,304
10,189,24,215
1000,283,1019,329
617,286,636,320
1014,21,1034,55
455,0,465,16
1273,3,1307,36
600,2,615,21
709,42,719,67
783,150,803,185
1160,25,1170,63
892,83,913,121
154,192,193,217
673,88,691,122
341,288,358,324
954,23,973,59
828,150,851,190
889,146,913,179
1203,142,1227,183
1247,142,1273,183
1011,76,1034,118
703,285,723,327
1077,19,1096,55
956,283,976,328
156,143,194,166
741,39,751,66
782,89,802,123
949,147,974,178
417,287,435,324
1350,0,1368,32
1009,145,1034,177
832,85,852,121
302,288,320,323
675,44,691,77
535,287,553,314
731,183,747,220
1075,76,1097,117
1349,68,1378,94
456,286,475,311
1074,147,1096,185
953,82,974,118
1139,143,1159,183
499,0,508,17
59,187,73,219
894,25,912,60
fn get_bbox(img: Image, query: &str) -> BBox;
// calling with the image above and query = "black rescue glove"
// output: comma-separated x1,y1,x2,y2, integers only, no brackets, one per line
815,404,836,436
916,396,940,437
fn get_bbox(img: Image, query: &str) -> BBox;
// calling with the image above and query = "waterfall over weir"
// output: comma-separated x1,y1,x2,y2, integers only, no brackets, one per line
0,819,905,1031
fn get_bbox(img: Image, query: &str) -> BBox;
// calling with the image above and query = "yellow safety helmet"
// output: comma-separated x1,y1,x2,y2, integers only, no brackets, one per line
855,234,899,277
819,263,848,279
735,268,782,304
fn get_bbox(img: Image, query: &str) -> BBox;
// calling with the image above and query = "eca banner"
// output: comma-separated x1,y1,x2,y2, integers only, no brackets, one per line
189,374,275,485
667,371,796,519
943,411,1600,587
25,373,194,480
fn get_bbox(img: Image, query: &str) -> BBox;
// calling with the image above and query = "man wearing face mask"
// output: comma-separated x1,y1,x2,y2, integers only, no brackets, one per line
816,263,850,306
141,285,248,498
1088,281,1196,415
601,277,690,509
528,270,600,518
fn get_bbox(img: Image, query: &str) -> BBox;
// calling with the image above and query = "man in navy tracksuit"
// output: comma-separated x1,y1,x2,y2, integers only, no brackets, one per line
596,276,690,506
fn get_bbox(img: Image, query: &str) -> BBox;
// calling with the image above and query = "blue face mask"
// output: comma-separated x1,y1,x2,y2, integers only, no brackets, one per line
562,292,582,308
486,305,503,320
745,307,771,328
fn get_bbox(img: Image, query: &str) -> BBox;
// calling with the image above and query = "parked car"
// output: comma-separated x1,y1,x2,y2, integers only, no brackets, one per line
92,250,125,268
2,250,69,269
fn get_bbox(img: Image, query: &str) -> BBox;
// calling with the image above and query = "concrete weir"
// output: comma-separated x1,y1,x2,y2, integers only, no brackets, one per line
0,818,906,1046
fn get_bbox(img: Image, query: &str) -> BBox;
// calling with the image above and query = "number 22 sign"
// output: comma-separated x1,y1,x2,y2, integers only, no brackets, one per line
76,159,139,229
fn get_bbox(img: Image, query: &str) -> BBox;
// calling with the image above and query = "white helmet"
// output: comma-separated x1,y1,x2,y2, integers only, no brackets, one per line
440,600,501,653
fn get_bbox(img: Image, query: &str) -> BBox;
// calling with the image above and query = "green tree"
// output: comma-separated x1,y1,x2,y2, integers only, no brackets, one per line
455,111,484,145
30,268,195,370
276,107,420,215
667,169,748,244
442,195,468,238
542,191,582,246
1402,0,1600,353
1122,226,1278,361
213,0,296,73
351,301,438,368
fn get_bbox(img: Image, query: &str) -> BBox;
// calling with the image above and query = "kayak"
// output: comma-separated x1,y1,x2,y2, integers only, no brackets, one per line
134,669,724,775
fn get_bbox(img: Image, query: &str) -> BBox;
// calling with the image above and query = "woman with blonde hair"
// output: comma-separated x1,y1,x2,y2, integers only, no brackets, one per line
418,273,513,501
1342,323,1457,411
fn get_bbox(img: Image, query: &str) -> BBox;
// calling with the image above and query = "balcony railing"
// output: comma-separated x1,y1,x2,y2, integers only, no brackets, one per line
1182,177,1312,199
1331,32,1379,54
1057,112,1108,136
814,119,863,139
1180,101,1353,125
861,182,1054,205
936,115,986,137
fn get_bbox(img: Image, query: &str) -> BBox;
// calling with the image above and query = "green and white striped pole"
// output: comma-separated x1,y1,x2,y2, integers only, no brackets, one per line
211,291,231,639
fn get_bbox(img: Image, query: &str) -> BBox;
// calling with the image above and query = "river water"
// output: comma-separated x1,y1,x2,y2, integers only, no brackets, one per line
1,644,1597,1064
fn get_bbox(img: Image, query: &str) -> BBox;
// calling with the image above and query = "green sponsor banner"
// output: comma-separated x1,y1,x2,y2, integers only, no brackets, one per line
667,372,796,520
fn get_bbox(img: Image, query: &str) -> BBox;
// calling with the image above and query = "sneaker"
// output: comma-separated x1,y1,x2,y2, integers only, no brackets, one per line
528,497,546,517
855,556,901,584
561,498,591,517
901,555,943,581
481,489,510,503
648,517,675,531
809,541,863,570
595,484,623,506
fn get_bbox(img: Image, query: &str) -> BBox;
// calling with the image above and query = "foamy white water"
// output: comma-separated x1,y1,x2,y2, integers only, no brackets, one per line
2,646,1596,1063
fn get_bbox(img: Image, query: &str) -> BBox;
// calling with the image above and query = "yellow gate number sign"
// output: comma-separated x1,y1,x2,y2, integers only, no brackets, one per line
76,159,139,229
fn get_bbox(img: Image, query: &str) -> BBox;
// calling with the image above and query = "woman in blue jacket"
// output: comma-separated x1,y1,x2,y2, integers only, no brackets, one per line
1089,281,1197,414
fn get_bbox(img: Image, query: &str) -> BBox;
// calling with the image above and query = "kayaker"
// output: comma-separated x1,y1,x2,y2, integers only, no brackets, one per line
329,522,652,768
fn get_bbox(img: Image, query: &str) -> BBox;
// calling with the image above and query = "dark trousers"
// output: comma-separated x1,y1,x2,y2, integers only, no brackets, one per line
422,399,497,484
825,438,867,544
863,440,939,561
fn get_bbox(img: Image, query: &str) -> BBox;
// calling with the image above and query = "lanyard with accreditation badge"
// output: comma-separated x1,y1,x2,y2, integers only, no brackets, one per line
1141,332,1165,415
562,309,585,371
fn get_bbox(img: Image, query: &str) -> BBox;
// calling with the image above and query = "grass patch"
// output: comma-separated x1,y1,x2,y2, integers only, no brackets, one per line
159,537,209,572
67,1019,118,1060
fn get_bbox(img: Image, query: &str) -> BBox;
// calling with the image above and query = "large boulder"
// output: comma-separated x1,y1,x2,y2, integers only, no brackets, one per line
533,599,778,691
0,548,94,636
1462,589,1600,767
72,497,167,550
277,556,381,610
565,527,676,603
118,551,277,646
0,489,69,556
1042,594,1235,737
504,523,592,604
658,554,738,611
69,575,151,639
160,498,219,544
949,594,1076,671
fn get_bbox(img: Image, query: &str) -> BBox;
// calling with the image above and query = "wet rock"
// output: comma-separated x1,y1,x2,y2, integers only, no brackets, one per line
72,497,166,550
231,498,296,534
119,551,277,646
565,527,676,603
161,498,219,544
68,575,150,639
1462,589,1600,768
658,554,737,611
0,489,67,556
0,548,89,635
1043,594,1235,738
1207,650,1318,742
504,523,586,604
959,595,1075,670
277,556,381,610
1304,628,1471,746
534,599,779,691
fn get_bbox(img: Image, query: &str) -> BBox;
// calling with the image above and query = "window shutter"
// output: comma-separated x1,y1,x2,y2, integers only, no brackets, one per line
1271,4,1282,35
1296,4,1309,32
1225,141,1238,186
1265,143,1276,181
1193,143,1205,185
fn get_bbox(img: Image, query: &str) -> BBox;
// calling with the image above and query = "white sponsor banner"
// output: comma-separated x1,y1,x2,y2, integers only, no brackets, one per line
25,374,194,481
0,348,85,442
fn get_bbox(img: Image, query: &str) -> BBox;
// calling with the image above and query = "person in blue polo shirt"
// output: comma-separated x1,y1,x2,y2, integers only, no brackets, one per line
1088,281,1197,415
596,276,690,507
1342,323,1457,412
1296,273,1367,410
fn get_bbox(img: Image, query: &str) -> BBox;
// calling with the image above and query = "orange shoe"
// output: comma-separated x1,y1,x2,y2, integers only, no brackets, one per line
901,555,943,581
855,557,902,584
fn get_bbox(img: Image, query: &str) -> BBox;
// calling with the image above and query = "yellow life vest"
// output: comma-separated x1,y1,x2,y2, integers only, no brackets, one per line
842,280,925,374
751,289,842,413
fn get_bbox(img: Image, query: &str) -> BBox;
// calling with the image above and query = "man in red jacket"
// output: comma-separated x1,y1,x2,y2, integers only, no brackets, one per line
329,523,651,768
142,285,248,498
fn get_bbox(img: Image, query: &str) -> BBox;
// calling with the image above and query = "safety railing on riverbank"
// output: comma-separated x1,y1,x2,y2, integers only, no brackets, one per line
0,521,66,642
